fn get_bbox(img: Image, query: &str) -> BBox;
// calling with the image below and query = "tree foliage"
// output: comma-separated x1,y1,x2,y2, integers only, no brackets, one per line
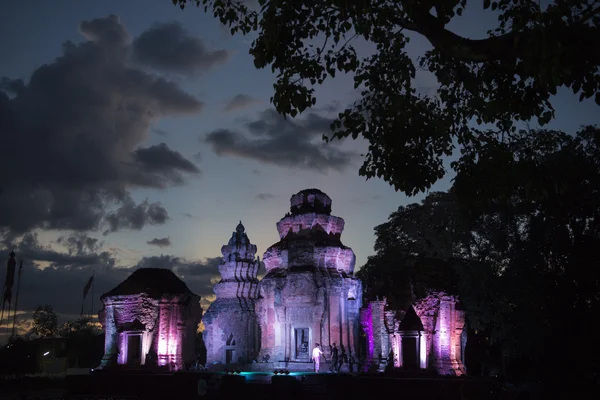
31,304,58,338
173,0,600,195
59,317,103,368
359,126,600,381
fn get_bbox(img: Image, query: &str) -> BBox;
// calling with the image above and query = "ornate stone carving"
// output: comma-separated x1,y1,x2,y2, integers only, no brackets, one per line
203,222,261,365
286,308,313,323
98,268,201,372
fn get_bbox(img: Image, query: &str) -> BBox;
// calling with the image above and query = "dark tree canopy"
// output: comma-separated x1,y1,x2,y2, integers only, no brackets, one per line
173,0,600,195
359,126,600,381
31,304,59,338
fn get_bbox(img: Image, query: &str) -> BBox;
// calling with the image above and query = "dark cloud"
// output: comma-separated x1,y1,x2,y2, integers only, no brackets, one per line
204,109,355,172
134,255,221,298
0,235,222,340
223,94,261,112
152,128,168,136
132,143,200,185
147,237,172,247
0,15,204,234
315,101,341,114
256,193,274,201
104,197,169,234
133,22,231,76
0,77,26,95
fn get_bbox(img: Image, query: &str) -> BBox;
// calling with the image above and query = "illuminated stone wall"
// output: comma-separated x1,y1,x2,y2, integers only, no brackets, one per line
98,268,202,371
203,222,261,364
256,189,363,363
361,292,466,375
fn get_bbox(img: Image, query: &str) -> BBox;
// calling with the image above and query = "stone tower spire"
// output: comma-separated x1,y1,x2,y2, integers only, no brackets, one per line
203,221,261,365
213,220,260,300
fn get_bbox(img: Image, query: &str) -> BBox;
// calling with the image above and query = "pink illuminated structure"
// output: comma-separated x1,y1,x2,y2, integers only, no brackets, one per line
256,189,363,364
360,293,467,375
98,268,202,371
202,189,363,370
203,221,261,364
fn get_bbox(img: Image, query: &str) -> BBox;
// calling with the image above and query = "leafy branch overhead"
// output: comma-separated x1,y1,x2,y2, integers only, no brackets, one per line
174,0,600,195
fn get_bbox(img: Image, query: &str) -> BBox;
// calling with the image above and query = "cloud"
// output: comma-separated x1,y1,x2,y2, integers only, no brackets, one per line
132,21,231,76
256,193,274,201
223,94,261,112
104,196,169,234
0,77,25,95
204,109,355,172
147,237,172,247
132,143,200,185
152,128,168,136
0,234,222,340
134,255,221,298
0,15,204,234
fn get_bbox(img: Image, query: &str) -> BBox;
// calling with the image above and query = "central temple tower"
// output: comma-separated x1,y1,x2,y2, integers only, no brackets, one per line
256,189,362,363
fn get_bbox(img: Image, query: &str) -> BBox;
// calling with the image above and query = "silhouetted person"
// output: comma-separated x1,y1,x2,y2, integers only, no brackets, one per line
330,343,339,373
338,345,347,372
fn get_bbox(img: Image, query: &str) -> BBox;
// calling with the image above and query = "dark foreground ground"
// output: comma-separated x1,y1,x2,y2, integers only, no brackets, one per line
0,371,598,400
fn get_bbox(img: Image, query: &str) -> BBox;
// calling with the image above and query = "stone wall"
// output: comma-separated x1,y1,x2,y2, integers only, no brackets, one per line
257,190,362,364
99,292,201,371
360,292,467,375
203,222,261,365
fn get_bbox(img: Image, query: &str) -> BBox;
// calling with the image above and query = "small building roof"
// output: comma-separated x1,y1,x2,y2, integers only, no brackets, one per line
101,268,196,300
398,305,425,331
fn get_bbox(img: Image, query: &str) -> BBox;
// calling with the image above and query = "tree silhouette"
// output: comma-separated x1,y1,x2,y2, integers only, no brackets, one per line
359,126,600,382
173,0,600,195
31,304,58,338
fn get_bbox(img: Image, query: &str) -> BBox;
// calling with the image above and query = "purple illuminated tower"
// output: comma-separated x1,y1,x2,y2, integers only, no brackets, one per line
203,221,261,364
256,189,363,365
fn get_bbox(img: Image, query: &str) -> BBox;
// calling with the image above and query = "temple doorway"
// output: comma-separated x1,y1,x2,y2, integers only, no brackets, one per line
402,337,418,369
126,334,142,365
294,328,309,361
225,333,236,364
225,349,235,363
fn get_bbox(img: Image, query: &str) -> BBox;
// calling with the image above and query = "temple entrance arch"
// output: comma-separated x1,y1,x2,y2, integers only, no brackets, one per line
225,333,236,364
293,327,310,361
126,333,142,365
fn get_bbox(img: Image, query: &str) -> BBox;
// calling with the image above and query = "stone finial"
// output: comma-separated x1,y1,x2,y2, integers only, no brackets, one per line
236,220,245,233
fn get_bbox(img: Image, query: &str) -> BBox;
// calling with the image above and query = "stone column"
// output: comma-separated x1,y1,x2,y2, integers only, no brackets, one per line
329,293,341,347
347,305,358,358
340,291,349,352
100,303,118,368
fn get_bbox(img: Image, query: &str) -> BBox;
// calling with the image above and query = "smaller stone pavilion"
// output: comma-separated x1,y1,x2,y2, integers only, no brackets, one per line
361,293,467,375
98,268,202,371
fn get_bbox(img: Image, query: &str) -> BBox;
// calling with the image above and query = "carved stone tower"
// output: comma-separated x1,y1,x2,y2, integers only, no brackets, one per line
203,221,261,364
256,189,362,364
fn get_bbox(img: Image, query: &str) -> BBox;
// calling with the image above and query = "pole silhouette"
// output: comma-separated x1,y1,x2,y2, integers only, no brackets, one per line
11,260,24,338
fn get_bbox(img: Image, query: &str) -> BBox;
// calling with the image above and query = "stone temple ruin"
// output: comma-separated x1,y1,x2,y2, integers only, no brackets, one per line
361,294,466,375
98,268,202,371
98,188,467,375
203,189,363,370
203,188,467,374
202,221,261,364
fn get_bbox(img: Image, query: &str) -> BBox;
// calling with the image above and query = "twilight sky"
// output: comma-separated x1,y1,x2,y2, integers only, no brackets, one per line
0,0,598,340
